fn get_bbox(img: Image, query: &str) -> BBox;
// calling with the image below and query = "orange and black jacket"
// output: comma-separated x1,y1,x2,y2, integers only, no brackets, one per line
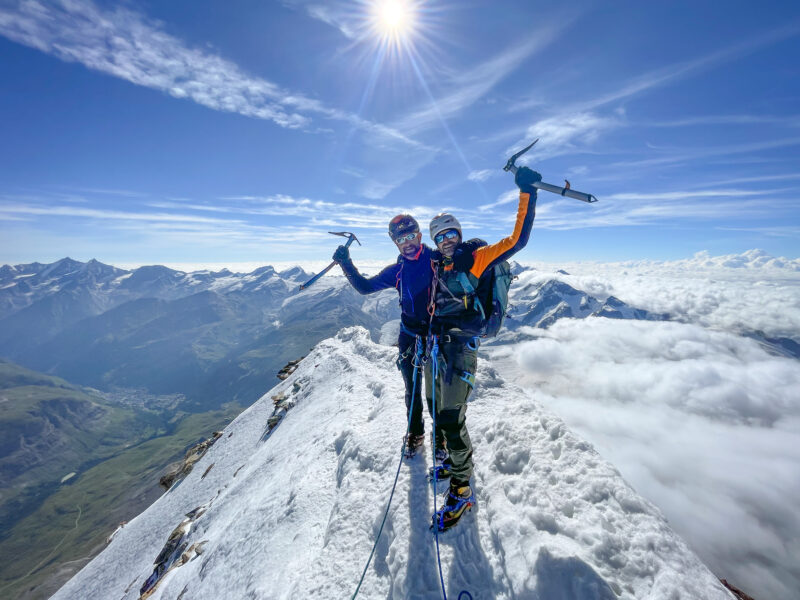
433,189,536,333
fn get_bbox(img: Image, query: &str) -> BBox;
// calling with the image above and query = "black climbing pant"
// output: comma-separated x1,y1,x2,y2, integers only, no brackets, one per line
398,331,425,437
424,336,476,483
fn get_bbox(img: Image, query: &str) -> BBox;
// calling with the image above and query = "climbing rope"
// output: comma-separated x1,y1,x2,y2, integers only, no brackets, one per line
428,259,473,600
350,336,423,600
353,258,473,600
429,335,449,600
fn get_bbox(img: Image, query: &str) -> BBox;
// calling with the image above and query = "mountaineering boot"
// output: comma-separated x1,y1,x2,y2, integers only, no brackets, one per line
429,448,452,482
404,433,425,459
432,481,475,531
428,459,452,481
429,439,451,480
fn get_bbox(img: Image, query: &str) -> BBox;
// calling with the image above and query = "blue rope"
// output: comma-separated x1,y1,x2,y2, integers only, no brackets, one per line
351,337,423,600
430,335,448,600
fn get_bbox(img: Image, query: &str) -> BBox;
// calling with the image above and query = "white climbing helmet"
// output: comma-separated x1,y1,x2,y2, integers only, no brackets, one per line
429,213,462,242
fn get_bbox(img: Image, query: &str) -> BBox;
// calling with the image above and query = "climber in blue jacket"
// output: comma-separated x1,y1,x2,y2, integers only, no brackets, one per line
332,214,434,455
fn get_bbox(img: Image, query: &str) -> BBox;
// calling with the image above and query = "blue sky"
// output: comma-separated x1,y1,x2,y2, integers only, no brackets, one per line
1,0,799,268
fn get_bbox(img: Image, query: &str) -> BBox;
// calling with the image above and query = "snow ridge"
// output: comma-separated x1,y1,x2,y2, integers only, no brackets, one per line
52,328,732,599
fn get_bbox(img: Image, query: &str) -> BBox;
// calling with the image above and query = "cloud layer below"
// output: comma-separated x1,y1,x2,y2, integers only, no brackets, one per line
489,316,800,600
533,250,800,341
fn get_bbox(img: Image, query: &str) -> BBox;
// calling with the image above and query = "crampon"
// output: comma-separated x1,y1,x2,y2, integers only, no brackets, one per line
431,484,475,532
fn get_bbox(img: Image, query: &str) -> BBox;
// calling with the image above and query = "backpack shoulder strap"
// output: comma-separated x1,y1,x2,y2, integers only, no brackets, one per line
456,271,485,320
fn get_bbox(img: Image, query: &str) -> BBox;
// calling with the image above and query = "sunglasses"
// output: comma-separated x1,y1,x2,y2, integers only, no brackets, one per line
393,232,419,244
434,230,460,245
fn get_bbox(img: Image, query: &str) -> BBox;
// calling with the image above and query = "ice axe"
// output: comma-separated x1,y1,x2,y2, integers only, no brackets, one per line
298,231,361,291
504,139,598,203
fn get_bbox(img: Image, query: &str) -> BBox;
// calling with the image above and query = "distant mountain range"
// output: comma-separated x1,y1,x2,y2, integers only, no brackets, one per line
0,258,675,410
0,257,392,410
505,265,667,330
0,258,676,410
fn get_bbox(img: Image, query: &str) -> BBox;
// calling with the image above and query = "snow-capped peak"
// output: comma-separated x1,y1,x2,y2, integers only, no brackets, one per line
52,327,733,599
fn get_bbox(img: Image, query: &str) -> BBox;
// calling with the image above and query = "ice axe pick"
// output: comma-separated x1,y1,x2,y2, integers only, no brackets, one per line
298,231,361,291
504,139,598,203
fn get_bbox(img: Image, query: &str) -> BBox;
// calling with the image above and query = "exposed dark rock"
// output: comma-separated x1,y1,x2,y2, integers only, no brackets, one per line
277,356,305,380
720,578,756,600
158,432,222,490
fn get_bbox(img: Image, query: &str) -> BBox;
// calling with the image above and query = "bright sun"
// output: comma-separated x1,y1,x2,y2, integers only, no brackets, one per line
372,0,416,41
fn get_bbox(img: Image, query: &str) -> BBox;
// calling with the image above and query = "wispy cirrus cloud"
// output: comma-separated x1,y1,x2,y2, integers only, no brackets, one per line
496,22,800,165
643,114,800,128
515,112,619,163
280,1,360,40
574,22,800,114
475,183,800,225
467,169,495,183
220,194,440,229
0,0,425,149
303,3,358,39
0,197,342,255
610,137,800,169
718,225,800,238
0,202,244,225
603,188,792,202
478,189,518,212
394,32,567,135
685,173,800,188
537,197,794,231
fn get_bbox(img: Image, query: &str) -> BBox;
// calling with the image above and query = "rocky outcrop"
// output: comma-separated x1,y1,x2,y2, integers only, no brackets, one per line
276,357,304,380
158,432,222,490
139,505,208,599
721,579,757,600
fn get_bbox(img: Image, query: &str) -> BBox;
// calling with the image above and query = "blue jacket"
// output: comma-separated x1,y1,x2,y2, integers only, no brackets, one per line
339,245,434,336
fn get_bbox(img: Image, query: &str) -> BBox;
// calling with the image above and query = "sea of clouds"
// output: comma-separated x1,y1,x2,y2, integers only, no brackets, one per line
543,249,800,341
488,249,800,599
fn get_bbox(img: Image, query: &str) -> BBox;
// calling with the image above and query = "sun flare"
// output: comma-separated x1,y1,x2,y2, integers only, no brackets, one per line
371,0,417,42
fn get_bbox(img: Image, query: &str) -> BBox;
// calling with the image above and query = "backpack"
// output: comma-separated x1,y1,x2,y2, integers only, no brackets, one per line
455,261,515,337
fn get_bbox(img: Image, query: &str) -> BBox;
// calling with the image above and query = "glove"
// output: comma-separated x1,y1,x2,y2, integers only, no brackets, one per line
332,245,350,264
515,166,542,195
430,249,443,262
452,240,483,272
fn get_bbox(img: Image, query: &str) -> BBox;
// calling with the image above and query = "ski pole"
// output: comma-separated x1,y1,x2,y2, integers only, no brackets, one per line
298,231,361,290
504,139,598,203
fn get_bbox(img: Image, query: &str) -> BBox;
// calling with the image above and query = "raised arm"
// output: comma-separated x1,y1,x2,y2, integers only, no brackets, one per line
470,167,541,278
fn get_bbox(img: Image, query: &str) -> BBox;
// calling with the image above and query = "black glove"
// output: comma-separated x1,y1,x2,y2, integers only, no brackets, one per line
515,166,542,195
430,249,443,262
332,245,350,264
452,240,483,272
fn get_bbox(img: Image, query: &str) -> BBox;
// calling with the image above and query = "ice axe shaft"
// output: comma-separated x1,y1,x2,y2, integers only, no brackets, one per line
508,166,598,203
504,139,598,203
298,232,360,291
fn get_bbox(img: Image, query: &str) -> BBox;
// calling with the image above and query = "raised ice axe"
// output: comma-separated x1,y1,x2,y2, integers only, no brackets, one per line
504,139,598,203
298,231,361,291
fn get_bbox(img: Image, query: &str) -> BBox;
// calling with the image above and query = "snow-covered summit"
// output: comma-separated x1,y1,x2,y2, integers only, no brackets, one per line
53,327,732,599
